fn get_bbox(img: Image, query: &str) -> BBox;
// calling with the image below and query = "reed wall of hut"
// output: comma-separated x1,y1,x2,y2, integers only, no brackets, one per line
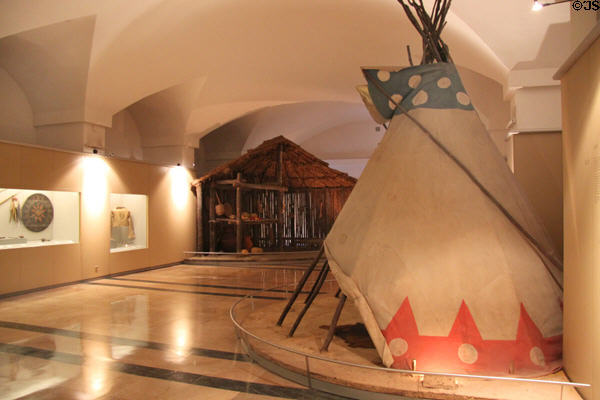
191,136,356,252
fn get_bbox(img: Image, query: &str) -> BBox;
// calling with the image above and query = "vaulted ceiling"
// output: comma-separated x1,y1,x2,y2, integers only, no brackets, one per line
0,0,572,170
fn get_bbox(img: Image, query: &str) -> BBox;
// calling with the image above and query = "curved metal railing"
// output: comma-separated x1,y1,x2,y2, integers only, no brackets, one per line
230,286,589,399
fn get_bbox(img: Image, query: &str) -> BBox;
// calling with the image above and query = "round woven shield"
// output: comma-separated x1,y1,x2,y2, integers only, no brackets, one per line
22,193,54,232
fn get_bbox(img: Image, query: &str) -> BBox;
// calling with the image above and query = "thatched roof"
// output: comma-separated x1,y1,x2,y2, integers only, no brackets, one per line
192,136,357,189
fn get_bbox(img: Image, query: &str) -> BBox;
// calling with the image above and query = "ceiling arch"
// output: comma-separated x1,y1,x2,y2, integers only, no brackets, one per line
0,0,570,165
86,0,511,122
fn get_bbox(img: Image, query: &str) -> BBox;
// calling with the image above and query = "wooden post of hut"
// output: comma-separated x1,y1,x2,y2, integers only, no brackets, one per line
235,172,242,253
277,144,284,251
196,183,203,251
209,182,216,252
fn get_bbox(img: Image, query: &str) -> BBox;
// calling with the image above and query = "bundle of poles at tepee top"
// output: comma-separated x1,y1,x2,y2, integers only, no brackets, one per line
277,0,459,352
399,0,453,65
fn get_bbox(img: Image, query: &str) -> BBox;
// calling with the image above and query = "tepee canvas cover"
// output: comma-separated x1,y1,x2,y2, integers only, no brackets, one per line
324,62,562,377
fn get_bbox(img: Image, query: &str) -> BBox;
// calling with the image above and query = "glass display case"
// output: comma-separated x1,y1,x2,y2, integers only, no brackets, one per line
110,193,147,252
0,188,80,250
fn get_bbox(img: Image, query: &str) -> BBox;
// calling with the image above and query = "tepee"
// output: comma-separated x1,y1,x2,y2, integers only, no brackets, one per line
324,0,562,377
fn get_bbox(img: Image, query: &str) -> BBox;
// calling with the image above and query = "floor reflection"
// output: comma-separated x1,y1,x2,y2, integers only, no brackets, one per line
0,335,77,399
111,295,148,360
0,264,335,399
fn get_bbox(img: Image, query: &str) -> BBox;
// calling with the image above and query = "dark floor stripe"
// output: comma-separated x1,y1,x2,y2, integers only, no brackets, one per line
0,261,183,300
0,320,249,362
110,277,312,294
0,343,310,399
85,281,285,300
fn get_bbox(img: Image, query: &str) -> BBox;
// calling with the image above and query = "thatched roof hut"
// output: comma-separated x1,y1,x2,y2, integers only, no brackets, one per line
192,135,356,189
192,136,356,252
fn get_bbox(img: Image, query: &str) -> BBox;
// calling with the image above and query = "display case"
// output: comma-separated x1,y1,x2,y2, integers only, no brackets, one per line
0,188,80,250
110,193,147,252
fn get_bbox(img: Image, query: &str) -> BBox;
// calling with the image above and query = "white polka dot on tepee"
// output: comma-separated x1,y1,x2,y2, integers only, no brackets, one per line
408,74,422,88
456,92,471,106
530,346,546,366
458,343,478,364
388,94,403,110
437,77,451,88
389,337,408,356
377,70,391,82
412,90,428,106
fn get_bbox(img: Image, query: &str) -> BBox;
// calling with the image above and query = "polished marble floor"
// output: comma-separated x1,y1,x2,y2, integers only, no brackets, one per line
0,264,341,399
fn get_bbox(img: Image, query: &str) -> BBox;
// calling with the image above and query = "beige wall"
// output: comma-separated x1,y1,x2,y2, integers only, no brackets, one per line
512,132,563,257
561,36,600,399
0,141,196,296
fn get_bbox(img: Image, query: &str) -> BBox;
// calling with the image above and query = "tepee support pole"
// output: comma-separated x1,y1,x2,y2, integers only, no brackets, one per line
364,72,563,290
288,261,330,337
320,294,347,352
334,288,341,298
276,245,324,326
406,45,414,66
304,259,329,304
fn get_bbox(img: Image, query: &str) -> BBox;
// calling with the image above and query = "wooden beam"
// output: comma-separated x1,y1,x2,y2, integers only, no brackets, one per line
235,172,242,253
278,190,284,250
277,143,284,251
278,143,284,185
215,180,288,192
209,183,216,252
196,184,203,252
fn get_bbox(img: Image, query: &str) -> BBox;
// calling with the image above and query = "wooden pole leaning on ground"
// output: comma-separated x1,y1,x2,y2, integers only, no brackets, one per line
276,245,325,326
304,258,329,304
320,294,347,352
288,261,330,337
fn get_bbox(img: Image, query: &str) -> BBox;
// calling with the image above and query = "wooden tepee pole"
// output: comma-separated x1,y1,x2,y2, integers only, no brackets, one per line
276,245,325,326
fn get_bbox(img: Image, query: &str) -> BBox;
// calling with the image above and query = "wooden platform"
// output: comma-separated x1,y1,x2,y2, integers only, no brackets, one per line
184,250,323,267
235,293,585,400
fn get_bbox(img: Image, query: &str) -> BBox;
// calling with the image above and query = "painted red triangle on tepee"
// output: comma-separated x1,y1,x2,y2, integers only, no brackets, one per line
381,299,561,376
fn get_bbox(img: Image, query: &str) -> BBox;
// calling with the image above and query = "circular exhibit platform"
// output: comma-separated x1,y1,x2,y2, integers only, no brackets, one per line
230,288,586,400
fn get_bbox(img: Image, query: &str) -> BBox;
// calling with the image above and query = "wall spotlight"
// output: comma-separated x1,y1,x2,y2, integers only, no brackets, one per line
532,0,572,10
170,164,189,209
